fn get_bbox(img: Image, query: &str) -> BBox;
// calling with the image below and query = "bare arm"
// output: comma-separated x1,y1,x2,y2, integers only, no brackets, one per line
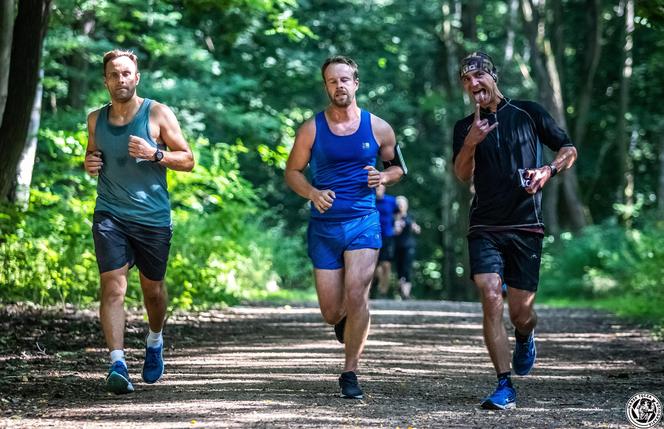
84,110,103,177
454,103,498,182
524,146,578,194
284,119,336,213
369,115,404,187
127,102,195,171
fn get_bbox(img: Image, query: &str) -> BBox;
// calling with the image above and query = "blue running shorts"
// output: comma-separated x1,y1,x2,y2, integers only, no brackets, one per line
307,211,382,270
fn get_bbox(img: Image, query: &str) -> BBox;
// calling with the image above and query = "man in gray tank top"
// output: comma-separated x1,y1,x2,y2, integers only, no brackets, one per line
84,50,194,394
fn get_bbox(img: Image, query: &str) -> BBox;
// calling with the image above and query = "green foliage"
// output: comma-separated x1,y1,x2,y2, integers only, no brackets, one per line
539,219,664,325
5,0,663,306
0,129,312,308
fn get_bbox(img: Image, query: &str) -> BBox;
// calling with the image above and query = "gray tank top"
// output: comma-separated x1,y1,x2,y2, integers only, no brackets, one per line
94,98,170,226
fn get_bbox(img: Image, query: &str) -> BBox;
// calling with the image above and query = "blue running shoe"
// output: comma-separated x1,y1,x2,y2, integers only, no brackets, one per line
513,331,537,376
106,361,134,394
142,343,164,384
481,378,516,410
339,371,364,399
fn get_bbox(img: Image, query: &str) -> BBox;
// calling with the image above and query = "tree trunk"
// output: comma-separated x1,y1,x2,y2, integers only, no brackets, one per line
520,0,588,232
504,0,518,63
66,10,95,109
658,129,664,217
573,0,602,150
0,0,50,203
0,0,15,121
439,0,475,301
616,0,634,210
461,0,479,43
14,70,43,208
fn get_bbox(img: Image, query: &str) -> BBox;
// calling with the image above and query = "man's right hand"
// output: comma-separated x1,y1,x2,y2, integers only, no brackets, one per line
84,150,103,177
464,103,498,147
309,189,335,213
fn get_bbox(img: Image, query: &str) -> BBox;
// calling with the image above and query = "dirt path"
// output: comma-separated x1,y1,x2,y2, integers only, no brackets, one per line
1,300,662,428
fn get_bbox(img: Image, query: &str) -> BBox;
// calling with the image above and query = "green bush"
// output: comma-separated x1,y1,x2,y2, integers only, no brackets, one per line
0,129,312,308
539,218,664,325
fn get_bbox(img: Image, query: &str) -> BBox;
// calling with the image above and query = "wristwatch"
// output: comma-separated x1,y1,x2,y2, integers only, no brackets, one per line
548,163,558,177
152,148,164,163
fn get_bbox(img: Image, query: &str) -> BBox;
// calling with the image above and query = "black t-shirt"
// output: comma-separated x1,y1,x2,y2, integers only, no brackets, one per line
452,98,574,232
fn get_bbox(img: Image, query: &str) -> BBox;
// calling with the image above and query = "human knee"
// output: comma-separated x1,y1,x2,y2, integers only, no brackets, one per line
142,281,166,301
509,309,534,330
101,279,126,302
320,306,344,325
345,286,369,310
477,277,503,304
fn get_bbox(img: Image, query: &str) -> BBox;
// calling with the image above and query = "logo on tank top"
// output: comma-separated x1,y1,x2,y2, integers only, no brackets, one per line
362,142,370,150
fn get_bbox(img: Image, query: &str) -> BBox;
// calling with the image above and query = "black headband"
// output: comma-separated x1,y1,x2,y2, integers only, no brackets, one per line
459,52,498,81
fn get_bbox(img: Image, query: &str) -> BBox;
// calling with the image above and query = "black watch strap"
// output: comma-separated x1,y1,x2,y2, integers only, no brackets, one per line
549,164,558,177
152,148,163,163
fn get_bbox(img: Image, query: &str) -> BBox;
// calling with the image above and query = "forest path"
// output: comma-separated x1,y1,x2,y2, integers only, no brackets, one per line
1,300,662,428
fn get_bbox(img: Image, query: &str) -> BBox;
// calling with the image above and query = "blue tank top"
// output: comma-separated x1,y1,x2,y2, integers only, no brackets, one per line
309,109,379,221
94,98,171,226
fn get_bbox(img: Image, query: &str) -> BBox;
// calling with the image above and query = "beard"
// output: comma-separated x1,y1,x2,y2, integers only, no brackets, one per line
328,90,353,108
111,85,137,103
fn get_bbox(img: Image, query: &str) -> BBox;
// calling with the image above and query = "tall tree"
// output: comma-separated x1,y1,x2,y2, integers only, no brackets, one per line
0,0,14,121
0,0,51,203
14,71,43,208
616,0,634,213
573,0,603,153
520,0,588,232
659,129,664,218
439,0,474,300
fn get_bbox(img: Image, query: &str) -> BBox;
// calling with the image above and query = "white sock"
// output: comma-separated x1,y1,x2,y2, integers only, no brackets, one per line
110,349,125,366
146,329,163,348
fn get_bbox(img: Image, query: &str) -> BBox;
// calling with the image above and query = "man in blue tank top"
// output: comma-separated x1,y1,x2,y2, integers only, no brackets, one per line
285,55,405,399
84,50,194,394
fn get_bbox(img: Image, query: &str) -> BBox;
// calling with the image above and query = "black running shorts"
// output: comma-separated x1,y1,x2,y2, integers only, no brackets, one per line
92,211,172,281
378,236,395,262
467,230,543,292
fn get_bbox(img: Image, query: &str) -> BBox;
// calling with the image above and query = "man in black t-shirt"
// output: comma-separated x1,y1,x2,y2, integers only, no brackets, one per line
452,51,578,410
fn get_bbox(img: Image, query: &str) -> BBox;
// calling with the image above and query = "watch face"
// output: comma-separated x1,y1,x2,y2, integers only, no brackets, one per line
155,149,163,162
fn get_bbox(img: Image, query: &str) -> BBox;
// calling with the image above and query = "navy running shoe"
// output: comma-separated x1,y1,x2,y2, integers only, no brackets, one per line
512,331,536,376
142,343,164,384
334,316,347,344
481,378,516,410
339,371,364,399
106,361,134,394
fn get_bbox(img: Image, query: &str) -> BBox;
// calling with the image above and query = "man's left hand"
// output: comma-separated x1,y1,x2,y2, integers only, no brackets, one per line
524,166,552,194
128,135,156,160
364,166,383,188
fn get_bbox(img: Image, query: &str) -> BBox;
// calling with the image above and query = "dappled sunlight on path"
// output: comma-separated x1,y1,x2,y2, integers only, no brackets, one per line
1,300,662,428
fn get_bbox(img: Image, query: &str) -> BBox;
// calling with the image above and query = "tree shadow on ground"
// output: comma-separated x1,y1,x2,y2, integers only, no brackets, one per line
1,301,663,428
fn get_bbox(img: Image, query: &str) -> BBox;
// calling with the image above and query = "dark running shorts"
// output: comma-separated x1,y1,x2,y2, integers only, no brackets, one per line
92,211,172,281
468,230,543,292
395,245,415,282
378,236,395,262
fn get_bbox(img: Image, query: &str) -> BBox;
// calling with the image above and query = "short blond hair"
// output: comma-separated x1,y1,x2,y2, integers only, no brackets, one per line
103,49,138,75
321,55,359,81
